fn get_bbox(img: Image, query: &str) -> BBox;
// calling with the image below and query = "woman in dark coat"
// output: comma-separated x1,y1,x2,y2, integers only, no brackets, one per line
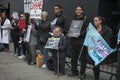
11,17,19,54
89,16,113,80
36,11,51,68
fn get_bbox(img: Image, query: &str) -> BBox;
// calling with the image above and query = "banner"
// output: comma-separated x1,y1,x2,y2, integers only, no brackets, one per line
30,0,43,19
68,20,83,37
117,29,120,43
84,23,116,65
45,37,60,49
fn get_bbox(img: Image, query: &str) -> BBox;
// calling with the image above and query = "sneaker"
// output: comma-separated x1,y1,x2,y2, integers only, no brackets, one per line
18,55,24,59
41,64,47,68
21,55,25,58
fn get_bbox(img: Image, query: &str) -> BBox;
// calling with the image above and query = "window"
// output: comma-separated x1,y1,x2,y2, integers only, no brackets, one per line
24,0,31,13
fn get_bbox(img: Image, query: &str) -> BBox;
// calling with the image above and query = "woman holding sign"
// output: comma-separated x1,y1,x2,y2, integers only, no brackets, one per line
90,16,113,80
36,11,51,68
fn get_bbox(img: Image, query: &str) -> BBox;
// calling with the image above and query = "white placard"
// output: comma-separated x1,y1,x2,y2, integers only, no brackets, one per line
30,0,43,19
24,25,32,42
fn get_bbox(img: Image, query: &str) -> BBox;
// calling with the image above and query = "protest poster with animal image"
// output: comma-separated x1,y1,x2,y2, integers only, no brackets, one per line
68,20,83,37
45,37,60,50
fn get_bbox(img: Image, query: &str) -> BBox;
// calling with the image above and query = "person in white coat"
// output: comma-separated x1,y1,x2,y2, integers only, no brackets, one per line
0,12,11,51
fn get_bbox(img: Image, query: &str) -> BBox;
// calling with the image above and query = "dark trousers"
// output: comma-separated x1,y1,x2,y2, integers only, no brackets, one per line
93,65,100,80
22,42,29,60
116,49,120,80
51,50,66,74
12,36,19,53
4,44,9,50
53,56,65,74
18,45,23,56
87,51,100,80
69,45,87,75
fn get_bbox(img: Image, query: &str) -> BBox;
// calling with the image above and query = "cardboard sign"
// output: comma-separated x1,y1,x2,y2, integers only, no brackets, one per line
68,20,83,37
12,12,19,19
24,25,32,42
45,37,60,50
30,0,43,19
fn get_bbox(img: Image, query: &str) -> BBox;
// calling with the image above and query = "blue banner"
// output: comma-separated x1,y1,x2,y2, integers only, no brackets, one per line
84,23,116,65
117,29,120,43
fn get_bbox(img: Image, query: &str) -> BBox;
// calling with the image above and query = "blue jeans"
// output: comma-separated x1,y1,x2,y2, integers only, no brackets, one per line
40,45,48,64
18,45,23,56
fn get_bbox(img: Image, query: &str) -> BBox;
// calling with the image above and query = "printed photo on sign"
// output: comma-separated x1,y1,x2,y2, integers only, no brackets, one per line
68,20,83,37
45,37,60,50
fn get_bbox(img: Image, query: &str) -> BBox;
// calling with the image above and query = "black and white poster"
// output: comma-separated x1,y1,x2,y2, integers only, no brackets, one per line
68,20,83,37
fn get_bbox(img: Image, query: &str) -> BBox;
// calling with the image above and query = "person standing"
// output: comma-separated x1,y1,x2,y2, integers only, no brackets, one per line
36,11,51,68
90,16,113,80
10,13,19,55
115,21,120,80
0,12,11,51
49,26,67,75
51,5,67,35
68,5,89,77
27,19,37,65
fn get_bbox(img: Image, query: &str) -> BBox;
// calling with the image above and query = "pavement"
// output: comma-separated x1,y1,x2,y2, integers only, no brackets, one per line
0,43,116,80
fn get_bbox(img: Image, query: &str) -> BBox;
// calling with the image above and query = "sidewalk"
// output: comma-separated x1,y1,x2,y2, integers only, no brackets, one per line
0,43,116,80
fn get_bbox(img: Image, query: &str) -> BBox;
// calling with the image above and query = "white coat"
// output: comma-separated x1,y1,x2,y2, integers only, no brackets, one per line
0,19,11,44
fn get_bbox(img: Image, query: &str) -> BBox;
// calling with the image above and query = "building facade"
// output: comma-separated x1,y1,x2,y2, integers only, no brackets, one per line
0,0,120,35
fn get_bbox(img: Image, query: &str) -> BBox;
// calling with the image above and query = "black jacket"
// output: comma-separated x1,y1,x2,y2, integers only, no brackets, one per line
101,25,113,46
54,13,67,35
37,19,51,44
50,35,68,58
11,19,20,39
69,15,89,46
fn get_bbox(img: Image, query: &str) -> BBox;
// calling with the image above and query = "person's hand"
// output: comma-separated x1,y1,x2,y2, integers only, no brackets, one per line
86,26,89,30
22,29,26,33
88,46,93,51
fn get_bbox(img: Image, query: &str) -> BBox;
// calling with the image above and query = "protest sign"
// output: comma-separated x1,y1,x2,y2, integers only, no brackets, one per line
30,0,43,19
24,25,32,42
84,23,116,65
68,20,83,37
45,37,60,50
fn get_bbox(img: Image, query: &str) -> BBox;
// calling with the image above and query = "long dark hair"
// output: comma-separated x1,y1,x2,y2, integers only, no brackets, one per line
96,16,105,24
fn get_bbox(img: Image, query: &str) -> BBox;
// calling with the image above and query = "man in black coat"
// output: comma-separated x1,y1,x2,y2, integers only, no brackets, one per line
51,5,68,35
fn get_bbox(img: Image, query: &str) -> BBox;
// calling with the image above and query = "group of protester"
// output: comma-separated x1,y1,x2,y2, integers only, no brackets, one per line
0,4,120,80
